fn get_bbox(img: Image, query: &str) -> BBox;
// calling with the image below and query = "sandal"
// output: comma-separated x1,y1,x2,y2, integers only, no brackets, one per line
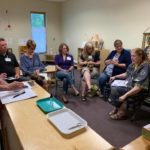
109,108,118,116
75,91,80,96
110,112,126,120
87,89,92,97
87,89,91,94
81,96,87,101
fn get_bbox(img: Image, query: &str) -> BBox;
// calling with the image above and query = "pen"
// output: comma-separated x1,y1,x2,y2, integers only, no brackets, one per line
13,91,25,98
23,85,28,89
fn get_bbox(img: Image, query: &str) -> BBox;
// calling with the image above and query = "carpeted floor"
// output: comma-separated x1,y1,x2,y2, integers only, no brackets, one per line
51,69,150,149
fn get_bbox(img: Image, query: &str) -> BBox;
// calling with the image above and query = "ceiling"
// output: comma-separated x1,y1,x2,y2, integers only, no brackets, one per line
47,0,67,2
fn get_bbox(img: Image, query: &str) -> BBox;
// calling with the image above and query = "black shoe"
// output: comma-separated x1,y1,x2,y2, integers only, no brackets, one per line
62,95,69,104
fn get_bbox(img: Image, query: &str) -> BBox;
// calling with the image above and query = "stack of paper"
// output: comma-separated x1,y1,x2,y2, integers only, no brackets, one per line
111,80,128,87
0,82,37,104
39,73,49,80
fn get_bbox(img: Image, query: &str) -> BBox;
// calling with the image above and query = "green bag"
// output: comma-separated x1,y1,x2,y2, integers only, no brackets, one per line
89,84,100,97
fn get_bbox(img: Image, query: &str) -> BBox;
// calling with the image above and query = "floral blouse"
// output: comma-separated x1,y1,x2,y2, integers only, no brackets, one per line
126,62,149,91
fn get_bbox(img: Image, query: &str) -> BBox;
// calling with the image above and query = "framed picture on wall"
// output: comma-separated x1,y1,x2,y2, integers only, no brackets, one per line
7,48,13,53
142,33,150,49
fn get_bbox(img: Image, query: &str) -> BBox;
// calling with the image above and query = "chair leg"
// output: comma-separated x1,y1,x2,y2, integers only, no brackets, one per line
128,101,143,121
130,108,140,121
55,80,58,96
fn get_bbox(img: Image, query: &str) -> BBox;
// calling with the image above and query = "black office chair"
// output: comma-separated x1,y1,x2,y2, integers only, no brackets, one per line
126,93,148,121
126,65,150,121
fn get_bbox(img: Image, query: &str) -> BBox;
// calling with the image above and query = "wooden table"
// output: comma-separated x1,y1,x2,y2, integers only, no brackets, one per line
120,136,150,150
1,83,114,150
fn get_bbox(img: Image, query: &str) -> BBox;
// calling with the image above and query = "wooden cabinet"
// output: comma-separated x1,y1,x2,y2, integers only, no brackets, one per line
18,46,27,55
44,54,55,63
100,49,109,72
142,33,150,49
77,48,84,69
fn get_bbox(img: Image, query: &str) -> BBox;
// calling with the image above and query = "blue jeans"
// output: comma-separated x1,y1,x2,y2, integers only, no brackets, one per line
99,72,110,94
56,71,74,93
110,86,128,108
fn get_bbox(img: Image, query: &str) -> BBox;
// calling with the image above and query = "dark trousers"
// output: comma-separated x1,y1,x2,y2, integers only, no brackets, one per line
110,86,129,108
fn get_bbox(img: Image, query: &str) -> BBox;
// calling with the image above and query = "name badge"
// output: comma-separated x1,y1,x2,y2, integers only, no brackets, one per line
66,56,71,61
88,55,92,60
5,58,11,62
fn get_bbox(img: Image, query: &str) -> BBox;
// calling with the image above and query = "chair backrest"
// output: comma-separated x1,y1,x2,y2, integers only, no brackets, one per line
100,49,109,72
144,64,150,104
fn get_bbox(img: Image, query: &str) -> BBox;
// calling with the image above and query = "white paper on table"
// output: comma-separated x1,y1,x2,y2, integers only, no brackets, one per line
111,80,128,87
0,90,21,98
23,81,32,88
5,77,16,81
0,82,31,98
39,73,50,80
144,124,150,129
0,88,37,104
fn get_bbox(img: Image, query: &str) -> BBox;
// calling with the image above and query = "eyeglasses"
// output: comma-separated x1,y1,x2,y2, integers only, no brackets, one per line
62,47,67,49
29,47,35,50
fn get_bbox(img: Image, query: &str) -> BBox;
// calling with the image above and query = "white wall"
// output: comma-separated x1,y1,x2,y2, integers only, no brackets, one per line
61,0,150,60
1,0,150,61
0,0,62,59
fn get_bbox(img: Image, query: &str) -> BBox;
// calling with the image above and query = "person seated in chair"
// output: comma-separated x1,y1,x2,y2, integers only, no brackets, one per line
109,48,149,120
0,78,24,91
0,38,21,81
99,39,131,98
20,40,49,91
55,43,79,103
79,42,100,101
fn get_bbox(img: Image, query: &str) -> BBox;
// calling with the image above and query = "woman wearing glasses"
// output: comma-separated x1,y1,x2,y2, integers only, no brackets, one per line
20,40,49,91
